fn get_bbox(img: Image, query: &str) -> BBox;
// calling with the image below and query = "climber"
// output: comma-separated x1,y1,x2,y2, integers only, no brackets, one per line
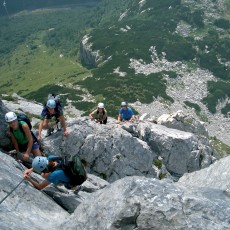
23,155,85,191
38,99,69,139
5,112,41,161
116,102,135,123
89,102,108,124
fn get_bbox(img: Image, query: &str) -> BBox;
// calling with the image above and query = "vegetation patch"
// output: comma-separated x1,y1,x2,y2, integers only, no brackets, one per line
184,101,201,113
153,159,163,169
25,84,84,106
203,81,230,114
210,136,230,158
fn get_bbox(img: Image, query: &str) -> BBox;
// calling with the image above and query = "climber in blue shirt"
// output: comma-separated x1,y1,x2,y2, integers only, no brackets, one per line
23,155,71,190
117,102,135,123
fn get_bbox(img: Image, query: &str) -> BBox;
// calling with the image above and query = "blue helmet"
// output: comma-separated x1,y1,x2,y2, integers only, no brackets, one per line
32,156,48,173
46,99,56,109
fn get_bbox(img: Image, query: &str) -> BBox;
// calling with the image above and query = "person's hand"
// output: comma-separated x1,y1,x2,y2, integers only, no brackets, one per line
23,168,33,177
37,134,41,140
23,153,30,160
64,130,69,137
24,174,32,181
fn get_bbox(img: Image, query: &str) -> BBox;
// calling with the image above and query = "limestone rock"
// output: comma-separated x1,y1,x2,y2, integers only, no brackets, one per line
157,110,208,137
80,35,103,68
42,173,110,213
178,155,230,191
59,176,230,230
136,121,216,178
0,151,69,230
2,94,43,117
42,118,158,183
0,100,11,149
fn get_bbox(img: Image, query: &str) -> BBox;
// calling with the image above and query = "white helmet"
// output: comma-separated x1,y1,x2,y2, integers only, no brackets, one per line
121,102,127,107
5,112,17,122
46,99,56,109
98,102,104,109
32,156,48,173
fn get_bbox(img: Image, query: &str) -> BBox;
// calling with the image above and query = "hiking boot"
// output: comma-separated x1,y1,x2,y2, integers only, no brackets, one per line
45,127,54,137
74,185,84,194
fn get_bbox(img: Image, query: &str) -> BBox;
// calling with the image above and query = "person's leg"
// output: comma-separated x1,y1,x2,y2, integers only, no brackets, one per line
103,117,107,124
17,144,33,165
31,143,42,157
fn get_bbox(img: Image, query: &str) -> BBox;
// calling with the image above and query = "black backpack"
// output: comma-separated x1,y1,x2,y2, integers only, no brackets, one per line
10,114,37,142
49,154,87,188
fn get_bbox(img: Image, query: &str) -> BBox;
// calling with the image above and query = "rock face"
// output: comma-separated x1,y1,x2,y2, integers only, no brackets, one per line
0,100,11,149
2,93,43,116
1,96,217,181
136,121,216,177
0,98,229,229
157,110,208,137
42,118,158,183
178,155,230,190
80,35,103,68
40,117,216,181
59,176,230,230
42,173,110,213
0,151,69,230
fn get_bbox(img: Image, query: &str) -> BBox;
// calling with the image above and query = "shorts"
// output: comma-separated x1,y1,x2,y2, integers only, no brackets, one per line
18,141,40,152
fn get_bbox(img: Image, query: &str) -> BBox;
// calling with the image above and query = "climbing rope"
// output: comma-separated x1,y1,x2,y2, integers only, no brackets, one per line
0,178,25,205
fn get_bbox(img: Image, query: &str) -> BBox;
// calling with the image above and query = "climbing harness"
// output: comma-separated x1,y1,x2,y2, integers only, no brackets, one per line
0,178,25,205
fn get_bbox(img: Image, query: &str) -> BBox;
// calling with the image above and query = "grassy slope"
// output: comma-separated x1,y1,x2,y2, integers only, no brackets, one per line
0,8,93,106
1,37,88,95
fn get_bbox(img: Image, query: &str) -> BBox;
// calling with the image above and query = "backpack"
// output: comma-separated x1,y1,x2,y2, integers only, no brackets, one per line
47,93,62,107
10,114,38,142
46,93,63,116
49,154,87,188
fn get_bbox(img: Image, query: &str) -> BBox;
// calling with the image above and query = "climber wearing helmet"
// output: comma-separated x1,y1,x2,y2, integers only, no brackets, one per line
89,102,107,124
5,112,41,161
38,98,69,139
23,156,71,190
117,102,135,123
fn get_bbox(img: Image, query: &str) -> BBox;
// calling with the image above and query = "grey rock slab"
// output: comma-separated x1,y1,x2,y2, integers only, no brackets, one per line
59,176,230,230
0,151,69,230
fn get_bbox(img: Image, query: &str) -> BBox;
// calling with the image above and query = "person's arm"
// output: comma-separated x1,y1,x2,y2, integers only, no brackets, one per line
24,168,33,177
9,129,20,153
21,124,33,160
59,115,69,137
24,174,50,190
38,120,44,140
117,114,122,123
89,110,95,120
129,115,135,122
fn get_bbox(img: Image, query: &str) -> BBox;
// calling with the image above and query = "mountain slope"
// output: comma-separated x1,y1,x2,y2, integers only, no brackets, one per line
1,0,230,145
